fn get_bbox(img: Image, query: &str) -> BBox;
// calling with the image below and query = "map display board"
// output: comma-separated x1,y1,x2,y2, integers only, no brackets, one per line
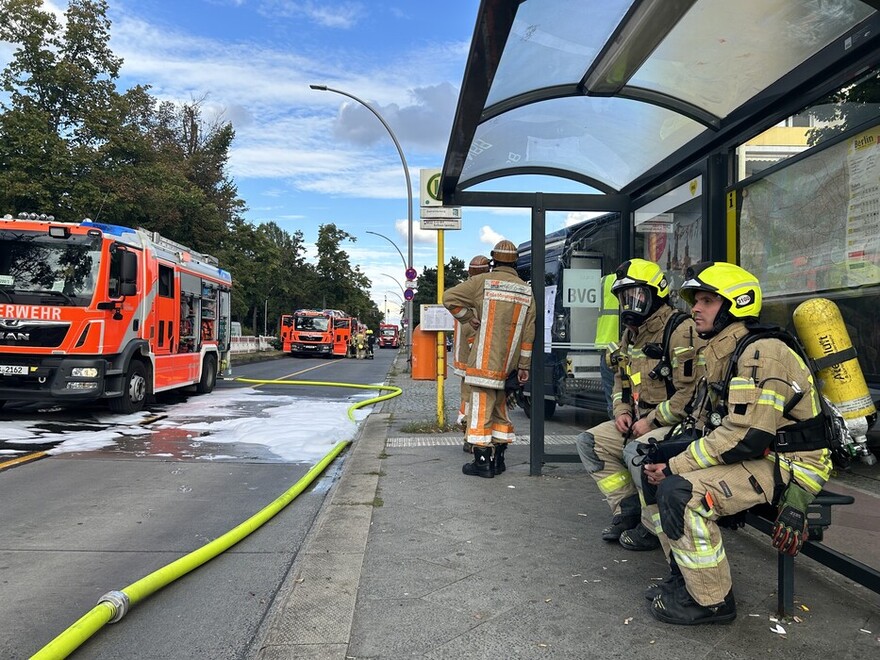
740,126,880,297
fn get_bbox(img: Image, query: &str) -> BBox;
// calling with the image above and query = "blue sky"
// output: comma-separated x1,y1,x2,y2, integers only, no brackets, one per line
11,1,592,323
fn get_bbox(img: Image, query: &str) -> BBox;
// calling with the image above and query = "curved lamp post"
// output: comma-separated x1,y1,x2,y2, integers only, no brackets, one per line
366,230,406,270
380,272,406,295
311,84,414,367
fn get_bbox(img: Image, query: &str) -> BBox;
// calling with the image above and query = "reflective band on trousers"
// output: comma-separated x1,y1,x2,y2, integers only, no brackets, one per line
764,451,831,494
670,510,726,569
597,470,632,495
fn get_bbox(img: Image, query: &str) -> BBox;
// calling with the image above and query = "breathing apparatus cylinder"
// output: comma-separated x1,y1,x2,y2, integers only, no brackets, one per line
793,297,877,465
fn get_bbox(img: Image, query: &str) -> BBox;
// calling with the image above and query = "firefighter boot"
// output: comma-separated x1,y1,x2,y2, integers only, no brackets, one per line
645,557,685,601
650,581,737,625
462,446,494,478
493,443,507,474
619,522,661,551
600,494,640,542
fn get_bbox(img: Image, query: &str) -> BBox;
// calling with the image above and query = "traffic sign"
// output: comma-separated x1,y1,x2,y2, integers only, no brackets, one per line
403,288,415,301
405,280,418,289
420,168,442,207
405,267,417,281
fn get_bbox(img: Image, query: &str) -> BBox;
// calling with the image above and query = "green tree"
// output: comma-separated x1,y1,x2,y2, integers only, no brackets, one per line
411,256,468,326
806,69,880,146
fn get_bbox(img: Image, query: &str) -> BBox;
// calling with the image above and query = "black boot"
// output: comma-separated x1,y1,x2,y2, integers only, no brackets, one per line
620,522,661,551
493,443,507,474
650,581,736,625
645,557,684,601
463,440,473,453
601,493,640,541
600,514,640,541
462,446,494,478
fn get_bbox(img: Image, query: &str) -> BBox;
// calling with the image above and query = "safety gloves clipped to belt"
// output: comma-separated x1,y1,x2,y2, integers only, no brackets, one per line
771,484,814,556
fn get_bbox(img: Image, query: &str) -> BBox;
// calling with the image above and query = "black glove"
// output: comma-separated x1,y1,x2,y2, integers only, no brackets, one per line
771,484,814,556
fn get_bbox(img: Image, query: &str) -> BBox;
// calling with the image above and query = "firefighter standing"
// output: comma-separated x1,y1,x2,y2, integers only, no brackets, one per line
576,259,704,549
443,240,535,478
453,255,491,452
366,329,376,358
644,262,833,625
596,273,620,419
354,328,367,359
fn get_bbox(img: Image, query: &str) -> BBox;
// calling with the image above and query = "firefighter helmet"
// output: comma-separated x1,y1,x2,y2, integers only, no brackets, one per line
469,255,490,275
611,259,670,326
491,239,518,265
680,261,762,335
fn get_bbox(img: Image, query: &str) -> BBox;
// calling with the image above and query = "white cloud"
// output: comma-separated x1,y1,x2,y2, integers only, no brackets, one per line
564,211,607,227
479,225,505,247
258,1,366,29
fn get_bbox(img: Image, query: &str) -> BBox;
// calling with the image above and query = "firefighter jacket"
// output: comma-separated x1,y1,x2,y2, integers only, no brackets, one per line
443,265,536,390
595,274,619,349
452,319,476,377
667,322,832,495
611,304,704,428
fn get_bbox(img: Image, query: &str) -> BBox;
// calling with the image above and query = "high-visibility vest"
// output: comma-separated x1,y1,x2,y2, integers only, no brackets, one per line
595,274,619,349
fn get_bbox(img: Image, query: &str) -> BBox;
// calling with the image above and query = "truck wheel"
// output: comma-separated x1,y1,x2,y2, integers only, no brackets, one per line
196,355,217,394
521,395,557,420
109,360,147,414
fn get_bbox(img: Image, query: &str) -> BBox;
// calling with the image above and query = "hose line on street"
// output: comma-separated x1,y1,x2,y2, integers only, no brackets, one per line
232,377,402,421
32,379,400,659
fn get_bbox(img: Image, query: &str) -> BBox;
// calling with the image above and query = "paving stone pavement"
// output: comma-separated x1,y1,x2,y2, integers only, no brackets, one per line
250,351,880,659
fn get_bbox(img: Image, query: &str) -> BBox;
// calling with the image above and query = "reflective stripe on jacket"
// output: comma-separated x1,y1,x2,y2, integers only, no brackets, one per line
443,266,536,390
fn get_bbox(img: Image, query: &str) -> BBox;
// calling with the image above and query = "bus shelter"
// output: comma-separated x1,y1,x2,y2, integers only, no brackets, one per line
441,0,880,474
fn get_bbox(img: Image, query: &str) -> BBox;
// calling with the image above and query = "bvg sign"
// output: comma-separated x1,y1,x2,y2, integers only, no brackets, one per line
562,269,601,308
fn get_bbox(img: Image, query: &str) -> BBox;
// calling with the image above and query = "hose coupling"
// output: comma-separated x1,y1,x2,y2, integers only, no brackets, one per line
98,590,130,623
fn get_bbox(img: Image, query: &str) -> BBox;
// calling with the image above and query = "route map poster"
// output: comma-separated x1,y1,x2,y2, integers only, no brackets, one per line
740,126,880,297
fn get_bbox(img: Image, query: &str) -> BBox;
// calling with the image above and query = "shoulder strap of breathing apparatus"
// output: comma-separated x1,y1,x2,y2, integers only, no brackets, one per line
720,321,837,464
646,310,691,399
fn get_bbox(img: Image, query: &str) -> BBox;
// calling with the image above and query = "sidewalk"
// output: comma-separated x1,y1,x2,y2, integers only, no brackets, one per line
251,352,880,659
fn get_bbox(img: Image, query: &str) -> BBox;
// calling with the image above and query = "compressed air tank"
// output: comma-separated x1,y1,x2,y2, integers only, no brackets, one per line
793,298,875,420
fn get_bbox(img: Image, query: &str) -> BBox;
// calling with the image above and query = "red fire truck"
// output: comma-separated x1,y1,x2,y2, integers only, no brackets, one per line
0,213,232,413
378,322,400,349
280,309,335,356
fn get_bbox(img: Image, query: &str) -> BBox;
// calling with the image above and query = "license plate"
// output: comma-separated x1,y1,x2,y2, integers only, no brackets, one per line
0,365,28,376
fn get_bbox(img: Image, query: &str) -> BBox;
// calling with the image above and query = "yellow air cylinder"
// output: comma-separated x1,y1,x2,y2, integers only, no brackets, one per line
792,298,876,421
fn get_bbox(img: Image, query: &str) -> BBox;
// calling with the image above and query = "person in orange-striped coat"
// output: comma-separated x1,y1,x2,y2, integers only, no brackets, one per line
443,240,536,478
453,255,491,453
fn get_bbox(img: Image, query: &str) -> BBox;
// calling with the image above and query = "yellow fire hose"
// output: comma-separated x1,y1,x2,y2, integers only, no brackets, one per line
32,378,401,659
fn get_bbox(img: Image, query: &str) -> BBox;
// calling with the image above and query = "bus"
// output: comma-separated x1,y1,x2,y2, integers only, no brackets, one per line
515,213,622,419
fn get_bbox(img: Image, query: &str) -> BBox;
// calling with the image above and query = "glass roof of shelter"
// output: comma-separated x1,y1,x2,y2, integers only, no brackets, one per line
442,0,879,199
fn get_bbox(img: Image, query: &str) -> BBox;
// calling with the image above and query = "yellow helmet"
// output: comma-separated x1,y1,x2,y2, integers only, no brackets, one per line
680,261,762,334
611,259,669,326
491,239,518,264
366,329,373,334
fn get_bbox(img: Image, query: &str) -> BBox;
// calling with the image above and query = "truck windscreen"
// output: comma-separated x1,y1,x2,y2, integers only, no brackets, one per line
0,231,102,306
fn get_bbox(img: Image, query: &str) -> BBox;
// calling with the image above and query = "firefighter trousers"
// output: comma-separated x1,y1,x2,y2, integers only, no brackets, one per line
655,459,780,606
577,420,665,516
466,386,514,445
623,434,670,546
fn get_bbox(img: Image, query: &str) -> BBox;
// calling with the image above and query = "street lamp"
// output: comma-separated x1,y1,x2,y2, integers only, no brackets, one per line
311,83,414,366
263,285,277,337
380,272,406,295
366,230,406,271
384,289,404,303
